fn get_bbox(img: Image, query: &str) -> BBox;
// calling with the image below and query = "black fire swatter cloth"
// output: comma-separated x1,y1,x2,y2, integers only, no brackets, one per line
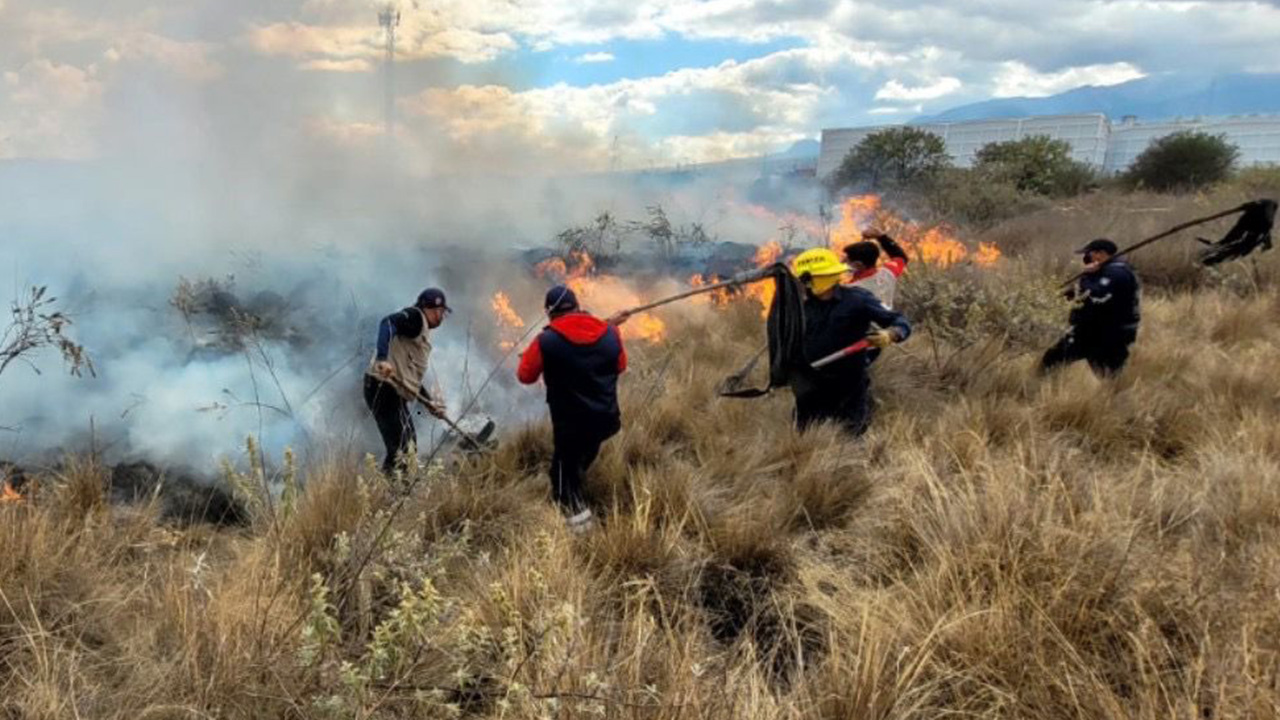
1199,199,1276,266
717,264,806,398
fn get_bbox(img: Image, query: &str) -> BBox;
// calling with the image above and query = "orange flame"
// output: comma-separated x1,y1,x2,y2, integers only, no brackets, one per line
491,292,525,329
1,481,22,504
689,274,734,306
829,194,1001,268
532,251,667,344
746,241,782,317
489,291,526,351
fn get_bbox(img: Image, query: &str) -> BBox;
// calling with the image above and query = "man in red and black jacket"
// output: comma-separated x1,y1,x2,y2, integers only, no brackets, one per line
517,285,627,533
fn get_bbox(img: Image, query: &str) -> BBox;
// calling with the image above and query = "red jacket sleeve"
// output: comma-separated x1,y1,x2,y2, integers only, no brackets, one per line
516,336,544,384
615,328,628,373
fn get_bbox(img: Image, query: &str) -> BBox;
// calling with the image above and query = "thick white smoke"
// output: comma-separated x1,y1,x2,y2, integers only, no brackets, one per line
0,1,822,472
0,146,820,472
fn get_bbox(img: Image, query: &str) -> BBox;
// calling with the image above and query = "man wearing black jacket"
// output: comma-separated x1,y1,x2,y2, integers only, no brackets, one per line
791,248,912,435
1040,238,1141,376
517,285,627,533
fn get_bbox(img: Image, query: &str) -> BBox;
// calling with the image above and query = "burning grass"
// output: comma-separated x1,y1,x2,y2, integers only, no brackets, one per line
4,185,1280,718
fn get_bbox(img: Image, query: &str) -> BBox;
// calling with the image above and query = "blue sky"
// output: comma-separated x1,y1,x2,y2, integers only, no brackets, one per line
515,37,807,88
2,0,1279,173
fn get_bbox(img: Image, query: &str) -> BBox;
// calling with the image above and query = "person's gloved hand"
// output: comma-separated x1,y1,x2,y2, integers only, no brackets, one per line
866,328,900,349
1062,287,1077,301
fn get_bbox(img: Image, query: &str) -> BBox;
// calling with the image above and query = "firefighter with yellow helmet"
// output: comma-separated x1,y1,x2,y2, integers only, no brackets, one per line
791,248,912,434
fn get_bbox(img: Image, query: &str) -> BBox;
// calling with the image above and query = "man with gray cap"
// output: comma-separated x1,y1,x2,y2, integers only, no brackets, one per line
1040,239,1141,377
517,285,627,533
365,287,451,474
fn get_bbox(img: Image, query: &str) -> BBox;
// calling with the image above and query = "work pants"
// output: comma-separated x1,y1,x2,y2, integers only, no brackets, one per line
549,416,619,514
363,376,416,474
1039,326,1137,378
794,373,873,436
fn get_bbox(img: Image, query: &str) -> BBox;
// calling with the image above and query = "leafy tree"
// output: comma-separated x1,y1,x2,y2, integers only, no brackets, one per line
974,135,1096,197
1125,131,1239,192
830,127,951,192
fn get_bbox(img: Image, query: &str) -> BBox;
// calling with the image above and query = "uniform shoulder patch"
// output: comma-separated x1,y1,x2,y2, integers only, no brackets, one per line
1099,277,1111,286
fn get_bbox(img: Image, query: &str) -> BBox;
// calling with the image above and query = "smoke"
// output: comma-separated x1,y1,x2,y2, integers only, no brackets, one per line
0,5,823,473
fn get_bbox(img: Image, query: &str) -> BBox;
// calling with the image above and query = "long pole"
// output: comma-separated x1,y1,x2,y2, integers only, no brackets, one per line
415,391,483,449
1060,204,1246,288
612,266,776,318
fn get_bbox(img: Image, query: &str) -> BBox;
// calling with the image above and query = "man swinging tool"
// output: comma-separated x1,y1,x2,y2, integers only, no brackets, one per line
518,285,627,534
843,228,909,308
1040,238,1141,377
364,288,451,475
791,248,911,435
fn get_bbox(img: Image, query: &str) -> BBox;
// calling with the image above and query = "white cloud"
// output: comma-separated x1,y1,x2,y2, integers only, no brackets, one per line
874,77,961,101
103,33,223,82
302,57,374,72
388,48,843,172
993,60,1146,98
868,104,922,115
574,51,615,64
0,59,105,159
245,11,518,67
2,0,1280,174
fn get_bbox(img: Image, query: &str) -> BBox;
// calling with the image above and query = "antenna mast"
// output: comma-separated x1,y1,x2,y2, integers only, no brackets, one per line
378,4,400,138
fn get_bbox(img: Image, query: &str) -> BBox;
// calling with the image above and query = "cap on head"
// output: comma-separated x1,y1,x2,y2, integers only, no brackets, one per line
544,285,579,314
416,287,451,313
1076,238,1119,256
844,241,881,268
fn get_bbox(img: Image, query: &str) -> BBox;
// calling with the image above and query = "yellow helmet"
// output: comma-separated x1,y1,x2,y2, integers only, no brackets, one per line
792,248,849,279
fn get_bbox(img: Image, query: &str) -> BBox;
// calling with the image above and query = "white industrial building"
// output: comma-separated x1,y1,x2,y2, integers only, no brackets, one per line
817,113,1280,179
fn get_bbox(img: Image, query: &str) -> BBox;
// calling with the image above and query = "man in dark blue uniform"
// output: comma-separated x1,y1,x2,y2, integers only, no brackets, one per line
1040,238,1141,377
790,248,912,435
517,285,627,533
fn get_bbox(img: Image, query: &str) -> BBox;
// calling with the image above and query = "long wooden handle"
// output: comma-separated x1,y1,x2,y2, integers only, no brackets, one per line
1059,204,1247,288
416,393,482,449
614,266,776,317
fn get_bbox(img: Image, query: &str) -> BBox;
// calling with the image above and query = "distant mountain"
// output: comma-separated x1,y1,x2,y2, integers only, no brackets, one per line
917,72,1280,123
776,139,820,159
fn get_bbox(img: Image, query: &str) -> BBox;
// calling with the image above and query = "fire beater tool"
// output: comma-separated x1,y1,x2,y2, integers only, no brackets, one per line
1060,200,1275,288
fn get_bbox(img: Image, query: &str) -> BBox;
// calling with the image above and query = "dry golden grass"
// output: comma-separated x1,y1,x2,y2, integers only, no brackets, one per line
4,183,1280,718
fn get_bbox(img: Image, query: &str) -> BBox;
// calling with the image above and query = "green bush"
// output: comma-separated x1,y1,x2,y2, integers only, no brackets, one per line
1125,131,1239,192
829,127,952,194
974,135,1097,197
